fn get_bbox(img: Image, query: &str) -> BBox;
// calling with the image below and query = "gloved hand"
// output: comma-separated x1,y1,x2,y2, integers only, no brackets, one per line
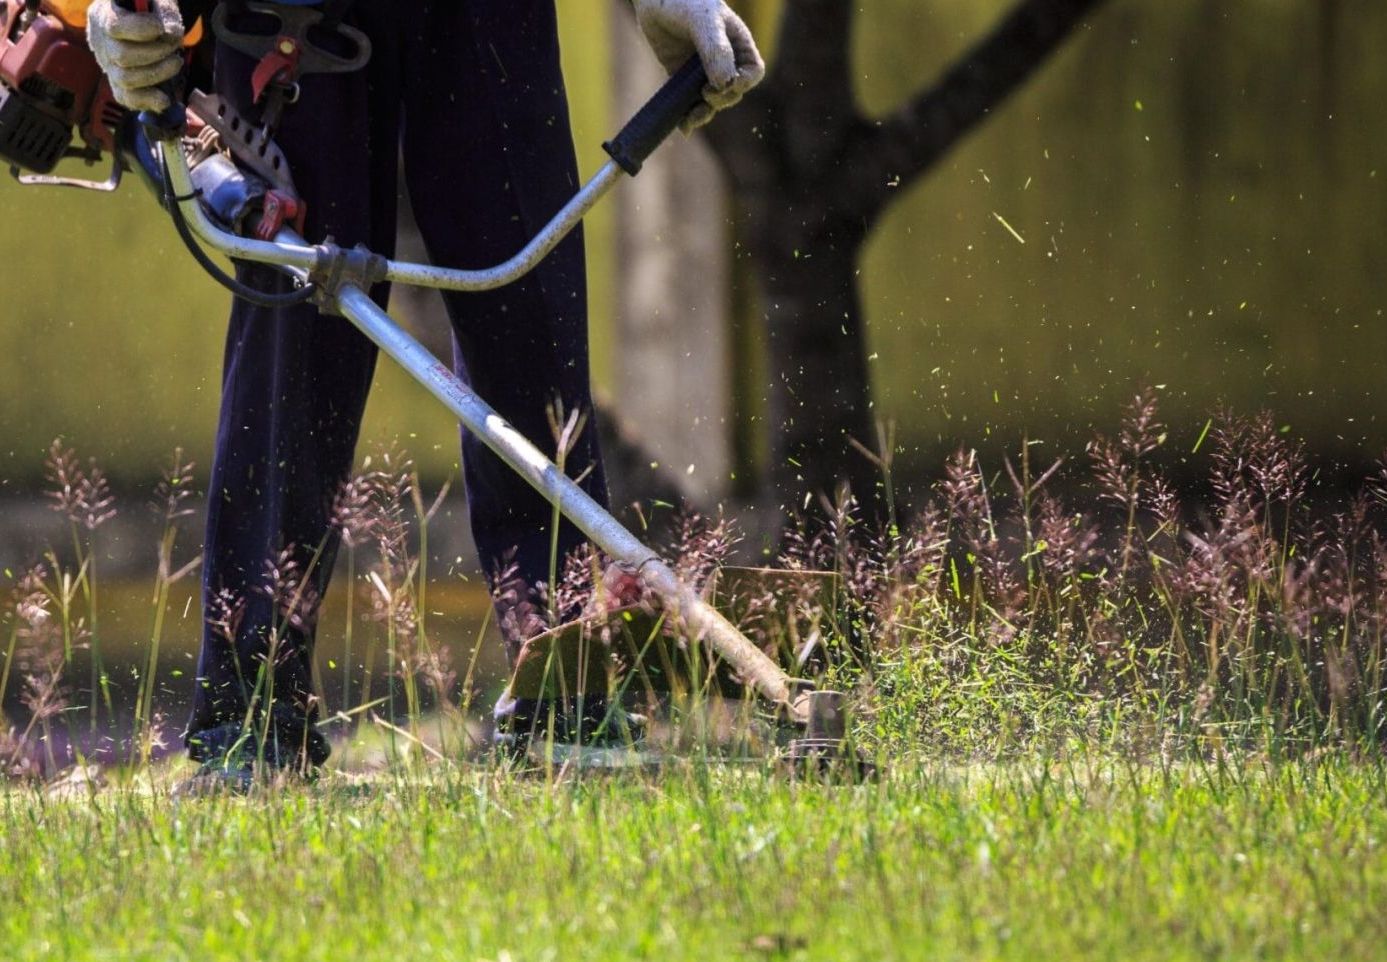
632,0,765,131
86,0,186,113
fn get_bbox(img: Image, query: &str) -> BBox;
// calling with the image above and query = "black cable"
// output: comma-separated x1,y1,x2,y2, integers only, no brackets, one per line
157,148,318,309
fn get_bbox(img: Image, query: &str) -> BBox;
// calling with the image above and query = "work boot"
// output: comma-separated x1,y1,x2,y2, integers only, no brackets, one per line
172,748,321,798
177,717,324,797
172,753,255,798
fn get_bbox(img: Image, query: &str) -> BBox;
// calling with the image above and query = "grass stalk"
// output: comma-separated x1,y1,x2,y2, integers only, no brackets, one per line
341,543,356,722
0,617,18,723
133,523,177,765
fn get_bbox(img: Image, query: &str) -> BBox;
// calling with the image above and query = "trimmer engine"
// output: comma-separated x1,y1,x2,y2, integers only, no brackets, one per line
0,0,122,175
0,0,289,217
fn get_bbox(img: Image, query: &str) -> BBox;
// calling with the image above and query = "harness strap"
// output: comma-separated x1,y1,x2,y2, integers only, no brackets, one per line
319,0,353,31
217,0,355,25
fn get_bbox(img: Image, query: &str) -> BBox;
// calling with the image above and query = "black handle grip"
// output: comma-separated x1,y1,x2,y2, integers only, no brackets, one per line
114,0,187,138
603,56,708,176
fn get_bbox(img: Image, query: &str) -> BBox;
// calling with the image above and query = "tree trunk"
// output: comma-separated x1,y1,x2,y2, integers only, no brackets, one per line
703,0,1110,522
756,215,878,511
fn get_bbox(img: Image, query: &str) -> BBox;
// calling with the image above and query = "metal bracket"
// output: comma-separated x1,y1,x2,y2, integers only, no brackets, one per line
10,148,122,191
187,90,296,194
783,690,876,780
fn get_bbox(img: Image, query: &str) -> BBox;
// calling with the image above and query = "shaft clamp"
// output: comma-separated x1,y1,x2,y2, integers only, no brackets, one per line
309,240,388,310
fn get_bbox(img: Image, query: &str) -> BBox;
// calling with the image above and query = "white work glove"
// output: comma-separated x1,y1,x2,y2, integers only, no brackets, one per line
632,0,765,131
86,0,186,113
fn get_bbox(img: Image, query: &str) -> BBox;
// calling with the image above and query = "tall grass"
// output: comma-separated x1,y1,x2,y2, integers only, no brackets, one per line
808,391,1387,756
42,441,115,731
5,393,1387,781
133,451,198,765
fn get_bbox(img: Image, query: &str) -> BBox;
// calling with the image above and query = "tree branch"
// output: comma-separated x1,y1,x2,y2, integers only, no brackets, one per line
847,0,1110,222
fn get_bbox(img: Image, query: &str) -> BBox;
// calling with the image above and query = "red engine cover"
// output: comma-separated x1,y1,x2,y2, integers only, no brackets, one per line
0,14,102,124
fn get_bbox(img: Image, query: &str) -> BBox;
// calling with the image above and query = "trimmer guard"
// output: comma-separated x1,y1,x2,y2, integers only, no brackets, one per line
506,568,841,705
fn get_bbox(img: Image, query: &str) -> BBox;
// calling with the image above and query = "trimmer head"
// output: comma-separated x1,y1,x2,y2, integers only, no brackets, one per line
501,592,877,778
783,689,876,780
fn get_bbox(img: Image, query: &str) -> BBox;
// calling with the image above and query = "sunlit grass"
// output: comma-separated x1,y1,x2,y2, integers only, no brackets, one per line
4,754,1386,961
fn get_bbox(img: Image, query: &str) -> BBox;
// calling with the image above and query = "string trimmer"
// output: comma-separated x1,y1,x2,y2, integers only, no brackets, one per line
1,0,866,773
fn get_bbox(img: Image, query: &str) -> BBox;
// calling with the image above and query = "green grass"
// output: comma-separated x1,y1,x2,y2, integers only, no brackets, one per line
4,754,1386,961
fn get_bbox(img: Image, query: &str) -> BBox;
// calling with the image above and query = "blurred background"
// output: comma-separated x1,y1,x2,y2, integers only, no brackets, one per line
1,0,1384,726
4,0,1383,489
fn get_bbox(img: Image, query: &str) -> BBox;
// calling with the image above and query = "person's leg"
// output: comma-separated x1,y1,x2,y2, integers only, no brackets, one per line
185,11,405,768
400,0,608,660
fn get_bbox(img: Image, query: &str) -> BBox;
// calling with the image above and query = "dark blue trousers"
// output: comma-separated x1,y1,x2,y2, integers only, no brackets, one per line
186,0,607,765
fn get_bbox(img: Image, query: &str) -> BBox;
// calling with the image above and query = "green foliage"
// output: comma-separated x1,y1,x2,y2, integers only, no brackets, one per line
3,402,1387,960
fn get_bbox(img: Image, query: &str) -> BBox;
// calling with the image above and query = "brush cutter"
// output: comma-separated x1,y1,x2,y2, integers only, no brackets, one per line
1,0,867,774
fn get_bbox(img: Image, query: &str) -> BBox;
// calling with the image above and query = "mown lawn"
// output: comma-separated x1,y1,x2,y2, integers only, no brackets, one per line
3,754,1385,961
